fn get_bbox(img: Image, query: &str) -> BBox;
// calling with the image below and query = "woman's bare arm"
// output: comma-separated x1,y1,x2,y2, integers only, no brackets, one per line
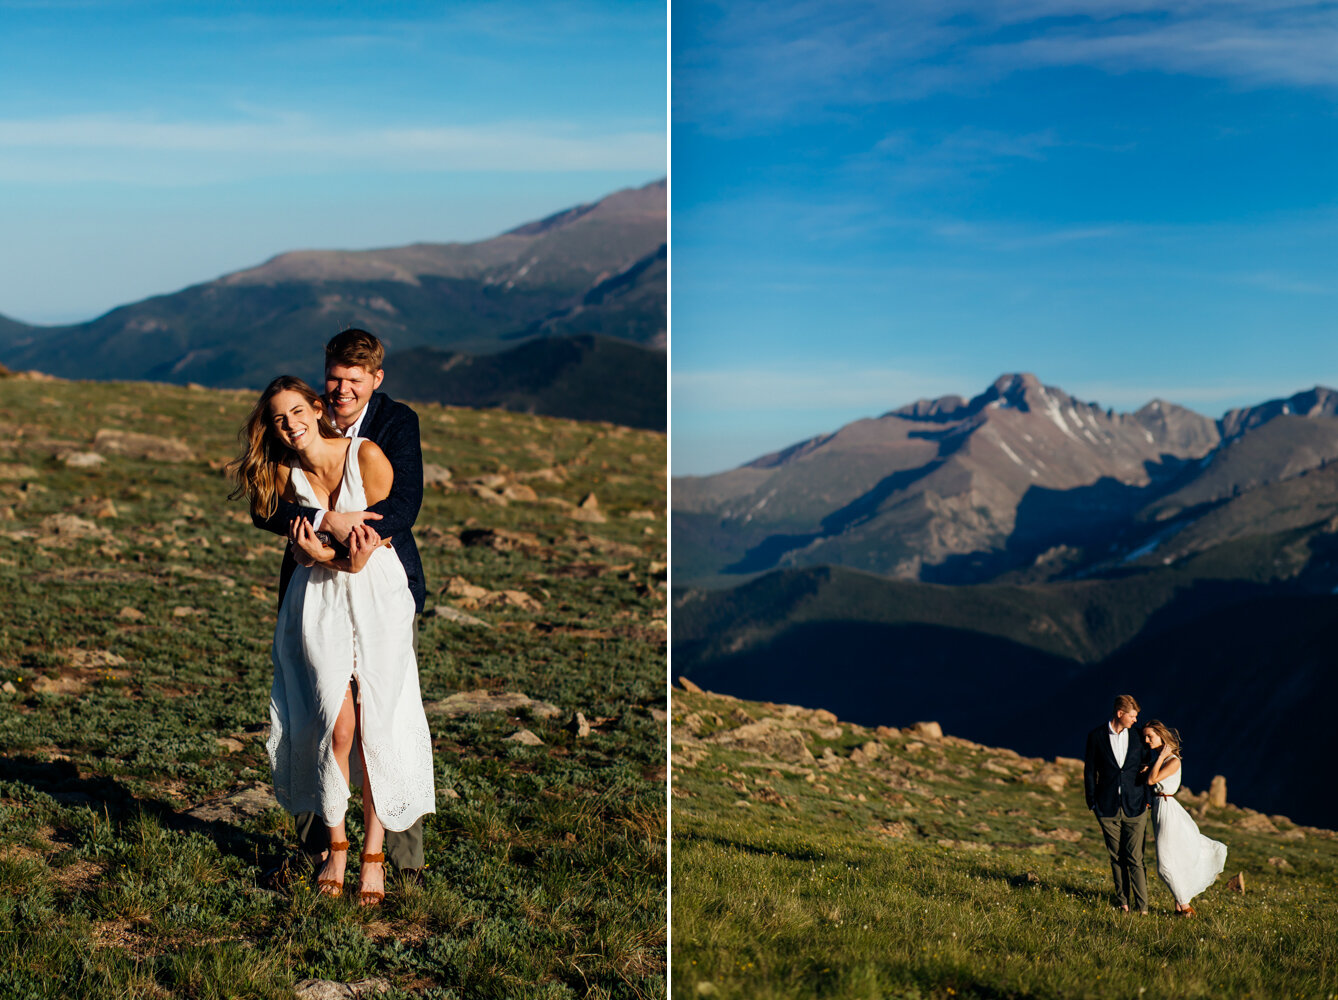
1147,752,1181,786
358,440,394,507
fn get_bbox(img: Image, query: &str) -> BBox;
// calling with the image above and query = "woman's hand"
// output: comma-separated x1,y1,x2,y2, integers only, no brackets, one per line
289,517,335,564
346,523,387,573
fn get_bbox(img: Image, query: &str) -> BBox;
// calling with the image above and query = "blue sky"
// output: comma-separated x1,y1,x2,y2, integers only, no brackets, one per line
0,1,665,324
672,0,1338,475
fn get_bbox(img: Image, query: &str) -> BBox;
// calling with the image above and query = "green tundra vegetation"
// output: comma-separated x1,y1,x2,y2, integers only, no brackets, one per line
0,372,666,999
672,687,1338,1000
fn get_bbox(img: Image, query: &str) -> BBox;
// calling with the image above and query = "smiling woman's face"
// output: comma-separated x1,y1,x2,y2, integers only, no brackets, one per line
268,389,323,451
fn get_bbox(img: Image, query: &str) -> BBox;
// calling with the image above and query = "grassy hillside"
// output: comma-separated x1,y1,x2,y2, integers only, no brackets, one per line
0,373,666,999
672,687,1338,1000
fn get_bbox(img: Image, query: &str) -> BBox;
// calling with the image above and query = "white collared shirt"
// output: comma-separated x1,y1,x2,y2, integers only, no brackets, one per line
311,404,370,529
341,405,369,441
1107,720,1129,767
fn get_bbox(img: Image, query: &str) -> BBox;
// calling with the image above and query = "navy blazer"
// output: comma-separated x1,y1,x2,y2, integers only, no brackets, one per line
1083,722,1152,817
253,391,426,613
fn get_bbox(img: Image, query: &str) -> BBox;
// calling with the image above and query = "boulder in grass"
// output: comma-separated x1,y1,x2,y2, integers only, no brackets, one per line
294,979,393,1000
421,463,452,487
1237,812,1279,834
425,690,559,719
677,676,704,693
909,721,943,740
1208,775,1227,808
504,729,544,746
1029,765,1068,793
430,605,491,628
1227,872,1245,893
186,782,279,825
93,428,193,462
62,452,105,468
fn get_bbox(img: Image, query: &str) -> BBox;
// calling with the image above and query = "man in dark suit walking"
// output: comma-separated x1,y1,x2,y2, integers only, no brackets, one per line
1084,694,1152,913
255,328,428,882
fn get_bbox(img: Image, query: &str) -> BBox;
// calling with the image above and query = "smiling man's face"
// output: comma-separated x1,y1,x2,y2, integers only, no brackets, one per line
325,363,384,429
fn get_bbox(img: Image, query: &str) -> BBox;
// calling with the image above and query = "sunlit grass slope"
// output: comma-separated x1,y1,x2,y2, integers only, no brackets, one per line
672,687,1337,1000
0,372,666,1000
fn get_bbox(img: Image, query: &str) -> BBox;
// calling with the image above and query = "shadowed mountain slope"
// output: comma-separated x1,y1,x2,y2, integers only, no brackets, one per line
389,334,665,430
674,498,1338,830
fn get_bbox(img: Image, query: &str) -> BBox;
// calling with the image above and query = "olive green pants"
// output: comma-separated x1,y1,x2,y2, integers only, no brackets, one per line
1096,808,1148,912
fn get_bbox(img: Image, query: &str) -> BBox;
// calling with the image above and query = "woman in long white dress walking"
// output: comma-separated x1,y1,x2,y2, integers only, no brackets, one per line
230,376,435,905
1143,721,1227,917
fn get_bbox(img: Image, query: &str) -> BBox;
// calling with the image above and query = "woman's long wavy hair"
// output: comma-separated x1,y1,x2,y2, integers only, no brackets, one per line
1144,719,1182,757
228,376,339,518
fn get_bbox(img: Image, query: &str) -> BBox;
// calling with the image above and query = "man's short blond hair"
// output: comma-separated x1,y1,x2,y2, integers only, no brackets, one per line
325,328,384,373
1113,694,1141,715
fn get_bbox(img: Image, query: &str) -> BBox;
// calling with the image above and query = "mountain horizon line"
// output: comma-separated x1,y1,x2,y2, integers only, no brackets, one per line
685,371,1338,478
0,177,667,331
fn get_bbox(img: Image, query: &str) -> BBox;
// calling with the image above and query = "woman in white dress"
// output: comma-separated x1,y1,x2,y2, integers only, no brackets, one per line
230,376,435,905
1143,721,1227,917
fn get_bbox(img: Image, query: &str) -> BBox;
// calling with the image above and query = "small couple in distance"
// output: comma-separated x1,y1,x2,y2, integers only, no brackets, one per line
1084,694,1227,917
228,329,434,906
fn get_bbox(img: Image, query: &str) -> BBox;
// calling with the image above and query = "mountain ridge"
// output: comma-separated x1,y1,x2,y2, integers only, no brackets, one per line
674,373,1338,585
0,180,666,404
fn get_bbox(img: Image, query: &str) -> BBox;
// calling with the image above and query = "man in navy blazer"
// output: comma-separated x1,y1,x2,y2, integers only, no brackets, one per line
1084,694,1152,913
254,328,428,880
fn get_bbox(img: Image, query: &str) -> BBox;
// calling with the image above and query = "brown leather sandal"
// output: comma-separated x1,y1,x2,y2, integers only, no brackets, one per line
358,851,386,907
316,840,351,897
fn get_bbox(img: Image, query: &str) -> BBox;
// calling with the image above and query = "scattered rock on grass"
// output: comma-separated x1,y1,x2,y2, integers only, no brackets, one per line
1227,872,1245,893
570,492,607,523
118,607,144,620
31,675,86,695
61,452,105,468
429,605,491,628
37,513,110,547
459,527,544,553
425,690,560,719
293,979,393,1000
421,463,452,487
64,649,126,669
1029,765,1069,793
186,782,279,825
1268,856,1292,869
566,712,591,738
1237,813,1279,834
504,729,544,746
1209,775,1227,808
93,428,193,462
677,677,703,693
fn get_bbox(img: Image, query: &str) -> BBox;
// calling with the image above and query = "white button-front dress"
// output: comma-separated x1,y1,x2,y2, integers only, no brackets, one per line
266,437,435,832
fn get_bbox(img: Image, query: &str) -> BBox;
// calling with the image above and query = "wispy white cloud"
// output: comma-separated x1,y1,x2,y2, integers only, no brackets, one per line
0,113,666,183
674,364,964,413
1065,377,1338,414
1232,271,1334,295
677,0,1338,127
